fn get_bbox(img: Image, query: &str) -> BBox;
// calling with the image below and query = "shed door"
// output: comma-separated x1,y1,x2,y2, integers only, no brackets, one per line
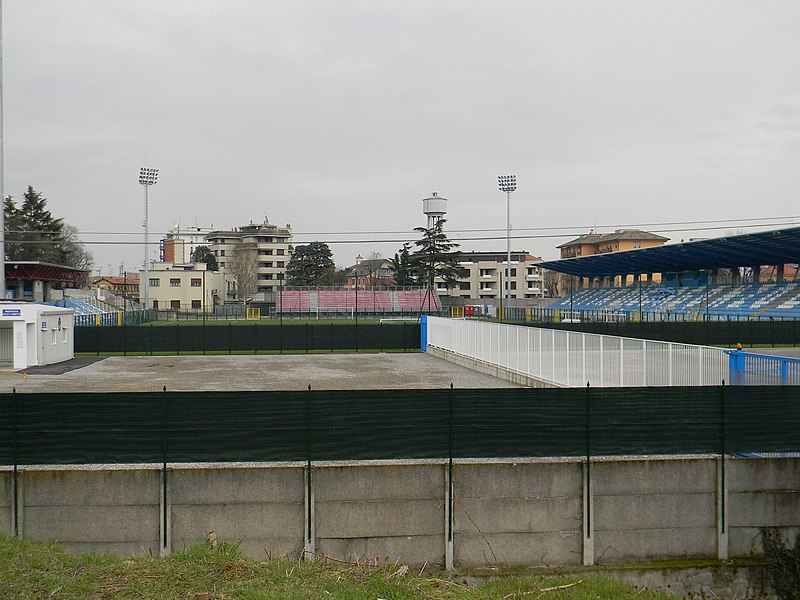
0,327,12,362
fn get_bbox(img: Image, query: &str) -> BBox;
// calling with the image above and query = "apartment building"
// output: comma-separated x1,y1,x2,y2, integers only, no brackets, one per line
143,262,229,310
205,219,293,299
160,225,215,263
438,251,545,300
558,229,669,259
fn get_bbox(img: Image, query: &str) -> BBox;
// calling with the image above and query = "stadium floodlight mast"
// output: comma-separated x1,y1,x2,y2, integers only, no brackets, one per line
498,175,517,304
139,168,159,311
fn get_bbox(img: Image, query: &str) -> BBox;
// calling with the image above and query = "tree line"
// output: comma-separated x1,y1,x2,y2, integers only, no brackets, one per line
284,219,463,289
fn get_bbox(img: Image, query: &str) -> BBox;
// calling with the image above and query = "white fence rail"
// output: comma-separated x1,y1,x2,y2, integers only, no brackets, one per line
425,317,727,387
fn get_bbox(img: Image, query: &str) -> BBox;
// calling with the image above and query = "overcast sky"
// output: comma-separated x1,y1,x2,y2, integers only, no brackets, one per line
4,1,800,274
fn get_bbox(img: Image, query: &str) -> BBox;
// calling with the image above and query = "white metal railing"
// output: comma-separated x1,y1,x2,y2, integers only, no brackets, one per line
425,316,727,387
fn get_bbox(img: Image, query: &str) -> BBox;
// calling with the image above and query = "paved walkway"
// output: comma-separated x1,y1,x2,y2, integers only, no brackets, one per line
2,353,520,393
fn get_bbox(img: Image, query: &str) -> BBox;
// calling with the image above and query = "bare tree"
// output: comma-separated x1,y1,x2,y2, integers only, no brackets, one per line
60,224,94,270
229,243,258,307
542,269,563,298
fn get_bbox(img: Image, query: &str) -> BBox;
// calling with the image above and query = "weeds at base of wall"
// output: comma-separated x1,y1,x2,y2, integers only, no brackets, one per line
760,527,800,600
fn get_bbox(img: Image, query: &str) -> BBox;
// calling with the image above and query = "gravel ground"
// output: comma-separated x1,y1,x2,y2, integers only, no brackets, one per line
2,352,521,393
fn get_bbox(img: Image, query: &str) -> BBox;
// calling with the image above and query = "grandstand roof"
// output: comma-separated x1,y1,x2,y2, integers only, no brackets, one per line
539,226,800,277
6,261,90,286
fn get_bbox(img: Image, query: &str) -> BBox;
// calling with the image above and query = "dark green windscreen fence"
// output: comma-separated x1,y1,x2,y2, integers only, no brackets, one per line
524,320,800,347
1,386,797,465
74,322,419,355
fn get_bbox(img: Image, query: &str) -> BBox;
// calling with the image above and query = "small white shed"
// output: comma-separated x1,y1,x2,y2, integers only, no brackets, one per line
0,303,74,370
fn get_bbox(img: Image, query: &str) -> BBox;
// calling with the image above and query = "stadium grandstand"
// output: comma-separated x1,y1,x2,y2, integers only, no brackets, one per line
540,226,800,320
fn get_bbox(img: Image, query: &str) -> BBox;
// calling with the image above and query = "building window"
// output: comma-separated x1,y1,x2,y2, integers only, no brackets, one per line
276,249,285,255
170,300,181,310
191,278,202,287
510,268,517,277
191,300,201,309
220,250,226,257
170,278,181,287
277,261,285,267
264,262,273,268
510,282,517,290
265,249,273,255
459,282,470,291
152,300,159,309
149,278,160,287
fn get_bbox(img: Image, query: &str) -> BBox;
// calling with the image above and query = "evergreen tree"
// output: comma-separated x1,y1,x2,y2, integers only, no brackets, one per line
410,219,463,291
19,186,65,263
191,245,219,271
389,243,416,286
3,186,93,268
286,241,336,286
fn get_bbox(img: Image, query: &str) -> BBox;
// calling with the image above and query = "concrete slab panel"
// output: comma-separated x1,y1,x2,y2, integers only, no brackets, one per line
23,505,159,544
314,465,443,502
729,526,800,556
595,528,717,563
728,458,800,492
455,531,582,567
316,534,444,567
456,462,582,499
455,497,581,534
728,490,800,527
0,473,11,536
169,468,304,504
594,493,715,530
23,470,160,506
315,499,443,538
593,459,715,495
171,502,304,542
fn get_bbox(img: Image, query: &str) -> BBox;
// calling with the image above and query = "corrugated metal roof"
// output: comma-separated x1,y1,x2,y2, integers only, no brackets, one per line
540,226,800,276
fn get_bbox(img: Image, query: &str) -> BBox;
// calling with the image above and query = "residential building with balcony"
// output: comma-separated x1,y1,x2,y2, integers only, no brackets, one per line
437,251,545,300
205,218,293,299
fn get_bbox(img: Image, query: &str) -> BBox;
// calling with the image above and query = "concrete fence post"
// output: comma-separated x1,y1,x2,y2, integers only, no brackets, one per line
304,385,315,560
583,382,594,565
160,385,171,556
445,382,455,571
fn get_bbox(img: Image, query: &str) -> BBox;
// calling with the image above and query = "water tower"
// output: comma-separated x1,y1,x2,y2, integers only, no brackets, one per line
422,191,447,228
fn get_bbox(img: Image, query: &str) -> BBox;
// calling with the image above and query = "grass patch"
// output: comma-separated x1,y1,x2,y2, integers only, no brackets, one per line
0,535,676,599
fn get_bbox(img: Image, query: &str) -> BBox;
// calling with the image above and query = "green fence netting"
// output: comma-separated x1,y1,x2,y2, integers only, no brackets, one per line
526,320,800,347
74,322,420,355
1,386,798,465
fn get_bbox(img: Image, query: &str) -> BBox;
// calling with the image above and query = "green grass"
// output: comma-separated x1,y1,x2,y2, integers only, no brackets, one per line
0,535,676,599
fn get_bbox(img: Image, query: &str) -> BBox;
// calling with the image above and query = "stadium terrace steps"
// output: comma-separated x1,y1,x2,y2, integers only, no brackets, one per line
552,282,800,318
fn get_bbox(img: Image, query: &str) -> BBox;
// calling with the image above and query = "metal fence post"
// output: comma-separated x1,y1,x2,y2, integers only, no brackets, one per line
583,381,593,565
304,384,315,559
160,385,170,556
12,387,19,538
446,382,454,571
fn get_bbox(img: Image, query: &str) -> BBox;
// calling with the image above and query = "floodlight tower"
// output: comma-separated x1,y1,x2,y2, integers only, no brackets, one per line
139,167,159,310
498,175,516,302
422,191,447,229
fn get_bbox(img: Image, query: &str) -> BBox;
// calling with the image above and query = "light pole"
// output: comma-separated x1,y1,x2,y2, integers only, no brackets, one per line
498,175,516,305
0,1,6,300
139,167,158,311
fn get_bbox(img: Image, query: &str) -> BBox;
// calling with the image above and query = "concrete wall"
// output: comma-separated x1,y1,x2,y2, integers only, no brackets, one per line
314,465,445,564
0,458,798,569
728,458,800,556
592,459,718,564
454,462,583,567
169,467,305,558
